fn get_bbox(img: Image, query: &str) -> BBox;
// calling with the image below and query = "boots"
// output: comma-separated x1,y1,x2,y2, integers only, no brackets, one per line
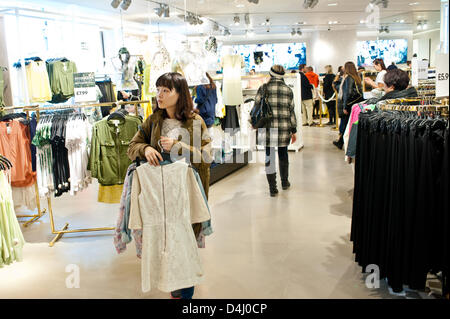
279,161,290,190
333,134,344,150
266,173,278,197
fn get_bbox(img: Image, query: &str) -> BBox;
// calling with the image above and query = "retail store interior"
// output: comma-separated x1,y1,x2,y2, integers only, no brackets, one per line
0,0,448,299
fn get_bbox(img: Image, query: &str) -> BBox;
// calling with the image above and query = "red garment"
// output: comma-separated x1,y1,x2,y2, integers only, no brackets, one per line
0,119,36,187
305,71,319,88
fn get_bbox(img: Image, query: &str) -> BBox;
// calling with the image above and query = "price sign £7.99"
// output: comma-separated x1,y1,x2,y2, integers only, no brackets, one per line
73,72,97,103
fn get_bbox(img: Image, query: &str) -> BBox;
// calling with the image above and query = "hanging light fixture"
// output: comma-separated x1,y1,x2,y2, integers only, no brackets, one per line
291,28,296,36
111,0,121,9
417,21,422,30
422,20,428,29
234,15,240,25
297,29,302,36
121,0,132,11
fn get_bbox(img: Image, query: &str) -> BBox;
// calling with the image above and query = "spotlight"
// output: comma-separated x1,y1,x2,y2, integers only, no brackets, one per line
422,20,428,29
163,4,169,18
154,5,163,17
248,0,259,4
303,0,319,9
297,29,302,36
417,21,422,30
370,0,388,8
121,0,132,11
291,29,296,36
245,13,251,26
111,0,121,9
234,15,240,25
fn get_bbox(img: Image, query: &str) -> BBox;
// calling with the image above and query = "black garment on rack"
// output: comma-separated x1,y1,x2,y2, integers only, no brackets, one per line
96,80,117,117
351,110,449,293
221,105,240,132
30,114,37,172
50,113,71,197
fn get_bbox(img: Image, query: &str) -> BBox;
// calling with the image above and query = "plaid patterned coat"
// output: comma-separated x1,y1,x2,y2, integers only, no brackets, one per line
254,77,297,147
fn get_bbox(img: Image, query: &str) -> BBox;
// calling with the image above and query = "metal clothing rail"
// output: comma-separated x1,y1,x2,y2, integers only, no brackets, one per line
30,99,148,246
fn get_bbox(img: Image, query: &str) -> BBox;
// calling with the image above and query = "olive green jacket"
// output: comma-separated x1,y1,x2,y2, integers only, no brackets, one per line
88,115,142,185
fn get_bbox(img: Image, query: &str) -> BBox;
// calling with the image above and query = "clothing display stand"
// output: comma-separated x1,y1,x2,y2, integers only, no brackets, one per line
22,99,149,246
0,104,47,227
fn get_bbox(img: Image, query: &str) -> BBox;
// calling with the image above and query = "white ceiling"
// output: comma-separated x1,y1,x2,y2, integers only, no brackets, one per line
1,0,443,36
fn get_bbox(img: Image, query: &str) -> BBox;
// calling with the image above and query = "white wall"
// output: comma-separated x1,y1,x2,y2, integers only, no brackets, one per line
413,29,440,67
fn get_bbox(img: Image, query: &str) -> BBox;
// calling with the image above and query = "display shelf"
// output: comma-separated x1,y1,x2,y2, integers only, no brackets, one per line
209,149,251,185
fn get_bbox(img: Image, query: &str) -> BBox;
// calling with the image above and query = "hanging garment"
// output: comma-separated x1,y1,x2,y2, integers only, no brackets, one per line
33,117,55,198
115,160,213,257
129,161,210,293
97,184,123,204
215,81,226,118
0,119,36,187
0,170,26,268
46,59,77,103
65,114,92,195
351,110,449,293
88,115,142,186
25,61,52,103
221,55,244,106
113,55,139,91
222,105,240,131
12,185,37,211
147,46,172,95
96,80,117,118
172,47,209,86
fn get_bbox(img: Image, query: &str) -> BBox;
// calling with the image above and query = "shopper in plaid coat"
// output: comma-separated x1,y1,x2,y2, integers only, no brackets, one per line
254,65,297,197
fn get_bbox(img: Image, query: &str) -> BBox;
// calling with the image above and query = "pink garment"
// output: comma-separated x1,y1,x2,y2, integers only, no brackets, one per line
348,103,364,137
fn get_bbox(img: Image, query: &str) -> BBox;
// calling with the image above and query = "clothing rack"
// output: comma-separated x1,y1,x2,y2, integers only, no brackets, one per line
25,100,148,246
0,104,46,227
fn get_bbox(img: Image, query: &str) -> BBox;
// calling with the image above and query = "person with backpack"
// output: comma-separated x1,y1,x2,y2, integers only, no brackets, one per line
254,65,297,197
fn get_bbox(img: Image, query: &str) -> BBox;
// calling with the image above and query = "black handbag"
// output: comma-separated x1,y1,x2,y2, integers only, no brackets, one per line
250,84,273,129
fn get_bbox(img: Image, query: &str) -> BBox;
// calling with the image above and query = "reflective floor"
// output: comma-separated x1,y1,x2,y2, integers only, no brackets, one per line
0,126,400,299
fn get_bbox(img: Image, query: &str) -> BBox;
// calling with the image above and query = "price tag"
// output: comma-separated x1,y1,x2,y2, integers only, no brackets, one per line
74,72,97,103
435,53,449,98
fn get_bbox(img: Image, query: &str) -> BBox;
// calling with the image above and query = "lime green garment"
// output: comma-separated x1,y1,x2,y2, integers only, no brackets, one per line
0,171,26,267
88,115,142,186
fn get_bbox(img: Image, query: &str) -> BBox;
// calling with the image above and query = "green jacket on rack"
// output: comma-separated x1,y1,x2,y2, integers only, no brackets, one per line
88,115,142,185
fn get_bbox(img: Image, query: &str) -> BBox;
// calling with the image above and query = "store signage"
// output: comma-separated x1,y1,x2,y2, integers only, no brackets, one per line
435,53,449,98
74,72,96,103
411,58,429,87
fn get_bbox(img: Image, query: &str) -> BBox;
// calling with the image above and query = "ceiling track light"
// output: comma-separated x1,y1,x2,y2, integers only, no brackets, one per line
379,25,389,33
297,29,302,36
247,0,259,4
244,13,251,26
121,0,132,11
370,0,388,8
234,15,240,25
111,0,121,9
303,0,319,9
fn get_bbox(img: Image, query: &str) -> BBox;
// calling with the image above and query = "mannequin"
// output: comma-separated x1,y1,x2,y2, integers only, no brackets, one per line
220,49,244,134
112,47,139,92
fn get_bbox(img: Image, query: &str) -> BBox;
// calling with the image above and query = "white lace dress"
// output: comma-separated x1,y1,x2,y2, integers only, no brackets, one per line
129,162,210,292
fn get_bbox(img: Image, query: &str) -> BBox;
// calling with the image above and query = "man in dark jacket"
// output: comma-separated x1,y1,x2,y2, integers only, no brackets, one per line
299,64,314,126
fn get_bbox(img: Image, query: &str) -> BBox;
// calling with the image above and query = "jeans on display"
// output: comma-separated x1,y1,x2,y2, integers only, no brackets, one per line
351,110,449,293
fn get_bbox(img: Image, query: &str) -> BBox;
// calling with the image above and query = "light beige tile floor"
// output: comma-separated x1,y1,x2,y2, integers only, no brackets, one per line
0,126,396,299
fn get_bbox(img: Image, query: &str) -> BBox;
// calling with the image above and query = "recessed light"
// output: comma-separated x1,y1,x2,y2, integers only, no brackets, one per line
236,4,245,8
328,3,338,6
360,20,366,24
409,2,420,6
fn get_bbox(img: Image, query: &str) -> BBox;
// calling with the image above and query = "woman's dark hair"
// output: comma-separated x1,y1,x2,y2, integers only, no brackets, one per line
338,66,344,75
344,61,362,86
205,72,216,90
373,58,387,70
155,72,194,121
383,69,410,91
